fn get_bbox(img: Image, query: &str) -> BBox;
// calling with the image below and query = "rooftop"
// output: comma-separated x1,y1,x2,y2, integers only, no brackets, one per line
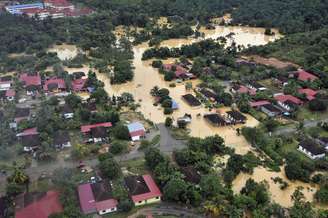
91,126,107,138
81,122,112,133
43,78,66,92
21,135,40,147
250,100,271,108
296,70,318,82
19,73,41,87
299,140,326,155
262,104,282,113
274,94,303,105
182,94,201,107
53,131,70,145
15,108,30,118
226,110,246,121
204,114,227,126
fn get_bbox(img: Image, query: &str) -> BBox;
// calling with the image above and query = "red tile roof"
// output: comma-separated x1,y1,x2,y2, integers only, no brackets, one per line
19,73,41,87
237,85,256,96
15,191,63,218
163,64,188,78
17,127,39,137
297,70,318,82
72,79,87,92
250,100,270,108
95,199,118,212
78,183,96,214
81,122,112,133
274,94,303,105
6,89,16,97
130,129,146,138
43,78,66,91
298,88,317,101
131,175,162,203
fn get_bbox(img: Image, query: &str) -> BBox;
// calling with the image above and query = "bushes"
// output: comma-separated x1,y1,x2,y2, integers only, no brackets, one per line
285,152,315,182
113,124,130,140
110,141,128,155
309,99,327,111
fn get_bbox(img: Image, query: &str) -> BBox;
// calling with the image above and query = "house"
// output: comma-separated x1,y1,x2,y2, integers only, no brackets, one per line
91,127,108,143
43,78,66,94
44,0,75,10
61,104,74,119
292,70,318,82
72,78,88,92
127,122,146,141
124,175,162,206
261,104,282,117
5,3,44,15
204,114,227,126
0,89,15,101
15,191,63,218
162,64,190,80
298,139,326,159
171,99,179,110
84,101,97,113
298,88,317,101
231,84,256,96
226,110,247,124
250,100,271,109
247,82,267,91
81,122,112,134
19,73,42,95
16,127,39,137
317,137,328,151
274,94,303,111
14,108,30,123
78,180,118,215
182,94,201,107
273,75,289,87
199,88,217,101
21,135,40,152
53,131,71,148
0,81,12,91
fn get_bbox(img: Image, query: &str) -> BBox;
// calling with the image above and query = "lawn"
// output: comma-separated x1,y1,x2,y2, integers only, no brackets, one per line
296,108,328,121
119,158,148,175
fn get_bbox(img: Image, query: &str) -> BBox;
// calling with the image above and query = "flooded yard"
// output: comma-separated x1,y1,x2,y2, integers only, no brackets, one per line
48,44,79,61
232,166,319,208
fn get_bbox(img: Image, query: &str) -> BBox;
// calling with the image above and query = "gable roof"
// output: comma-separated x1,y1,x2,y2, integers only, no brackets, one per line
91,126,107,138
21,135,40,147
127,122,145,137
226,110,246,121
19,73,41,87
17,128,39,137
299,140,325,155
262,104,282,113
298,88,317,101
53,131,70,145
81,122,112,133
297,70,318,82
43,78,66,91
124,175,162,203
15,191,63,218
78,183,96,214
274,94,303,105
72,79,87,92
204,113,227,126
182,94,201,107
250,100,271,108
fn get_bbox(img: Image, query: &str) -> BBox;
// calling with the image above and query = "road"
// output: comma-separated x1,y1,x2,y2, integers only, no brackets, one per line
128,203,204,218
0,124,186,186
274,118,328,135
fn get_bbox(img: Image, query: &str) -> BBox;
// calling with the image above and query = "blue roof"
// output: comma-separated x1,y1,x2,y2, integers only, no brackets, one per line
6,3,44,10
127,122,145,133
171,100,179,110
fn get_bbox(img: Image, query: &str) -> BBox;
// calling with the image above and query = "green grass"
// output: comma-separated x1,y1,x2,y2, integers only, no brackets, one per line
296,108,328,121
120,158,147,175
151,134,161,145
278,139,298,156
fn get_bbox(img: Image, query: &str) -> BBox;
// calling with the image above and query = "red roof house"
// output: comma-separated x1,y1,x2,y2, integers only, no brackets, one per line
80,122,112,133
163,64,189,79
296,70,318,82
250,100,271,108
15,191,63,218
78,181,118,215
72,78,88,92
298,88,318,101
236,85,256,96
124,175,162,206
19,73,42,87
17,127,39,137
43,78,66,92
274,94,303,105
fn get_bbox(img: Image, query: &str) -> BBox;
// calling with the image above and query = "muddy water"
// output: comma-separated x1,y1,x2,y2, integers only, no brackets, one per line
232,166,319,208
48,44,79,61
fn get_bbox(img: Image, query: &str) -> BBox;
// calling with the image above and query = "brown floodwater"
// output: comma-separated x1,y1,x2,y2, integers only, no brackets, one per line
232,166,320,208
48,44,79,61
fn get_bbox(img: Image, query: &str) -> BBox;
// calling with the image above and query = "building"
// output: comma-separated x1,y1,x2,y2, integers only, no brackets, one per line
5,3,44,15
17,127,39,137
127,122,146,141
182,94,201,107
14,108,30,123
0,80,12,91
43,78,66,94
261,104,282,117
171,99,179,110
44,0,74,10
274,94,303,111
78,180,118,215
247,82,267,91
226,110,246,124
61,104,74,119
250,100,271,109
292,70,318,82
91,127,108,143
162,64,189,80
21,134,41,152
53,131,71,148
124,175,162,206
199,88,217,101
0,89,15,101
317,137,328,151
298,88,317,101
231,84,256,96
81,122,112,134
72,78,88,92
15,191,63,218
204,114,227,126
19,73,42,95
298,139,326,160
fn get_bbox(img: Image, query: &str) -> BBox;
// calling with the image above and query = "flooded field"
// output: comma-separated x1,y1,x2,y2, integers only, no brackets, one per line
232,166,319,208
48,44,79,61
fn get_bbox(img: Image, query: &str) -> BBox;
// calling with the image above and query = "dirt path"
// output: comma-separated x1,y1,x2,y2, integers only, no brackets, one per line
242,55,300,69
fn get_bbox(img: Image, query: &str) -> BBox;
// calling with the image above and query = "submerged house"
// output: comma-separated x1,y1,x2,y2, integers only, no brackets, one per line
81,122,112,143
78,180,118,215
182,94,201,107
204,114,227,126
124,175,162,206
43,78,67,95
53,131,71,149
21,134,41,152
274,94,303,112
261,104,283,117
226,110,246,124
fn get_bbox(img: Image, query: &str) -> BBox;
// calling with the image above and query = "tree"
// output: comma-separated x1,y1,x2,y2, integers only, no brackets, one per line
164,71,175,81
290,187,316,218
65,94,82,108
113,124,130,140
241,179,269,207
163,178,188,202
309,99,327,111
99,157,121,179
90,88,108,104
144,147,165,170
118,199,134,212
185,82,193,91
110,141,128,155
200,174,224,198
165,117,173,127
